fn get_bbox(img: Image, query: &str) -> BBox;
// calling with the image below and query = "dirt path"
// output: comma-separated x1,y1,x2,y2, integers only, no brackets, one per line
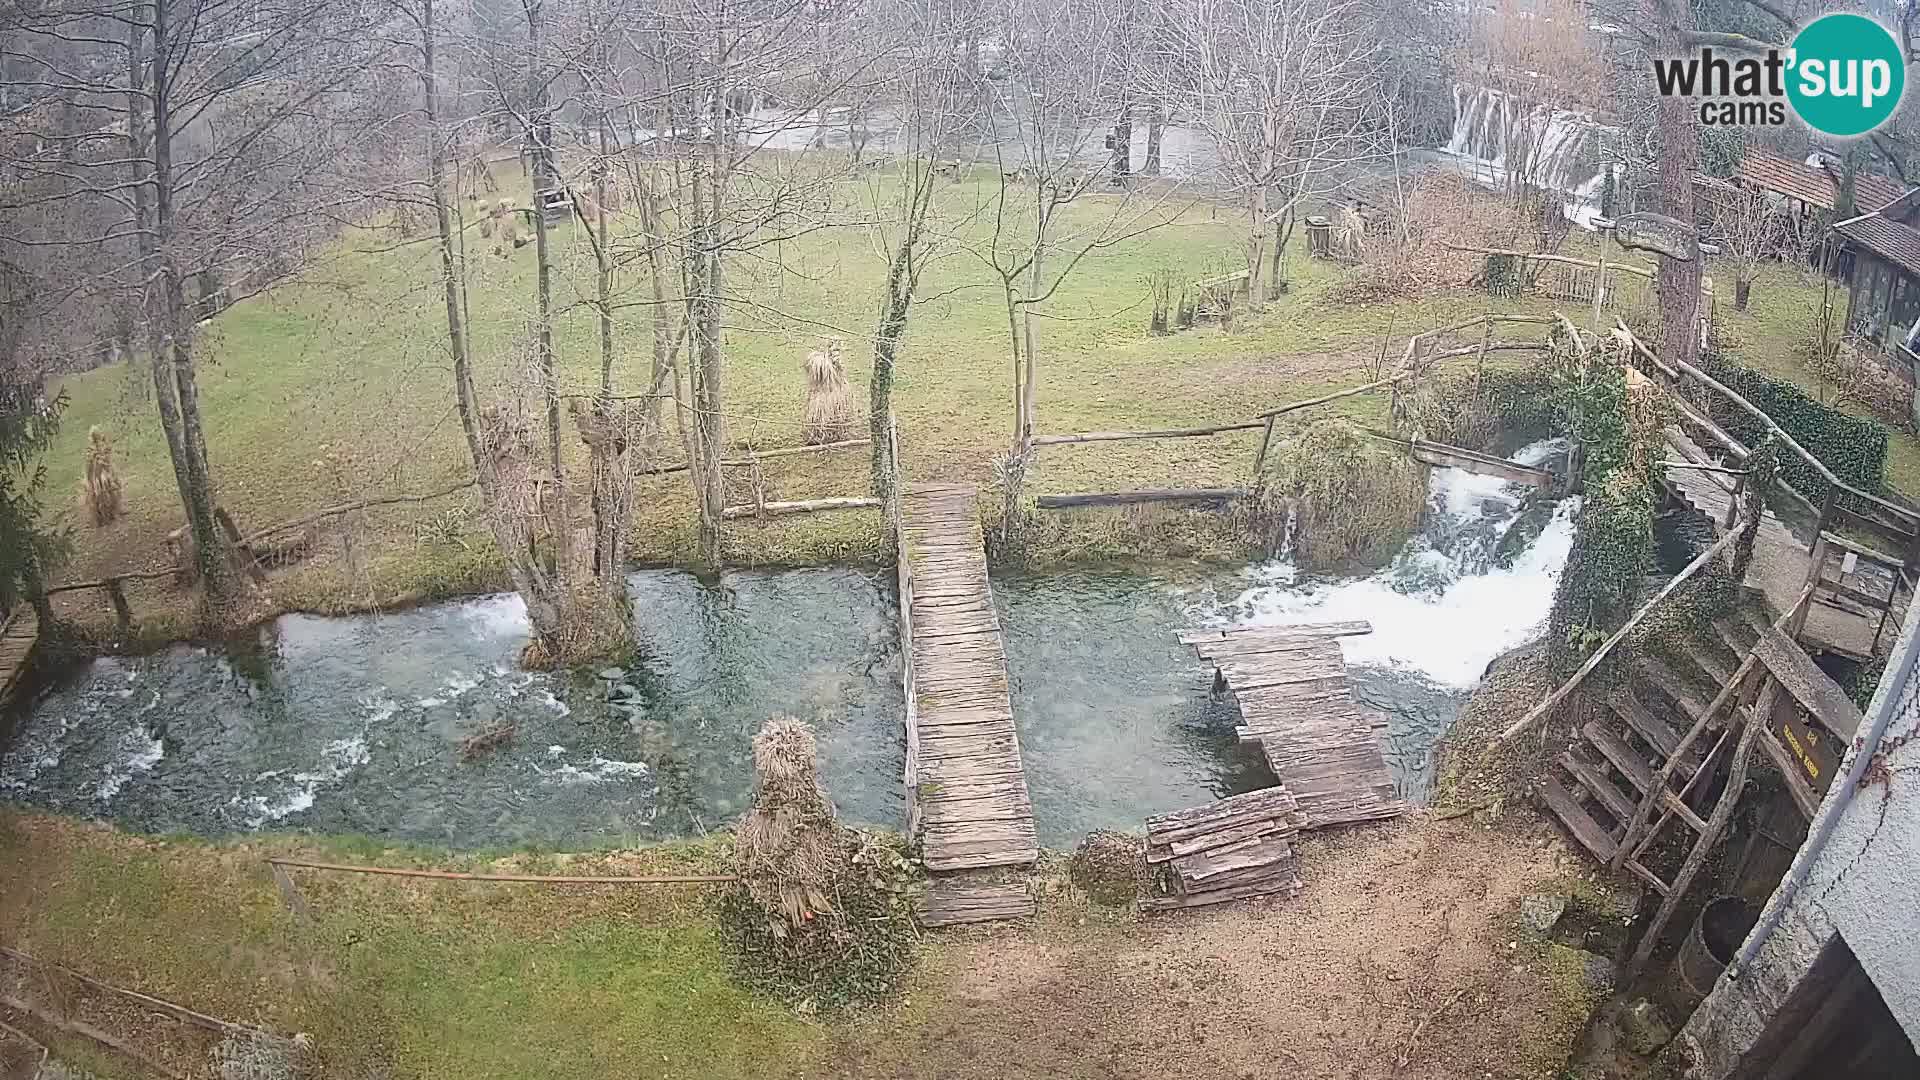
831,814,1606,1080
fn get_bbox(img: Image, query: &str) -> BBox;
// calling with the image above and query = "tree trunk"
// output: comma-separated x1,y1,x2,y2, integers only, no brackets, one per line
146,0,255,623
1246,185,1269,311
871,242,913,501
1109,105,1131,187
125,14,193,525
526,0,564,488
1653,0,1704,367
1143,103,1163,176
423,0,564,646
687,68,729,570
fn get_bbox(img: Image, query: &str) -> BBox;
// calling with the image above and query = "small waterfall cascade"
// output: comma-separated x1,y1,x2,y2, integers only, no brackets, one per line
1441,84,1611,226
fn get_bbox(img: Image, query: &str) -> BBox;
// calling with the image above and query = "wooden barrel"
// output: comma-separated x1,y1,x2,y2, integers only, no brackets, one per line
1669,895,1759,1013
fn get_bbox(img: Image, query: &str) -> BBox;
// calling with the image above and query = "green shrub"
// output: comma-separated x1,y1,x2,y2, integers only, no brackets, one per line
1258,418,1429,572
1700,351,1888,506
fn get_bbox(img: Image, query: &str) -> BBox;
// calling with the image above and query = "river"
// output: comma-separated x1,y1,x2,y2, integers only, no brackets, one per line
0,442,1573,850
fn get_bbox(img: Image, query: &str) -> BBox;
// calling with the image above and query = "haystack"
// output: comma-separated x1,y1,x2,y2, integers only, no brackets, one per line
719,716,917,1009
800,338,857,445
81,426,123,526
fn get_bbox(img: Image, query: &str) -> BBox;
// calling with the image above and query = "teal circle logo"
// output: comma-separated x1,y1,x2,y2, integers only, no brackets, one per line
1787,14,1905,137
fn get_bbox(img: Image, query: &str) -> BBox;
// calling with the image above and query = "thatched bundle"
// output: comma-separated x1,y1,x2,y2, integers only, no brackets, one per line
800,338,857,445
735,716,853,932
81,426,123,526
719,715,918,1009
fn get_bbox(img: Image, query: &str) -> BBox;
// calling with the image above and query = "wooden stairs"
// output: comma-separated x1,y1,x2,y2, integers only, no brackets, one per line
1541,606,1771,896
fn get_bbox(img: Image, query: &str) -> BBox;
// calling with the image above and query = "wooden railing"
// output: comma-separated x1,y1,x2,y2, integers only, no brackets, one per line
1620,323,1920,631
886,413,921,841
1026,313,1560,504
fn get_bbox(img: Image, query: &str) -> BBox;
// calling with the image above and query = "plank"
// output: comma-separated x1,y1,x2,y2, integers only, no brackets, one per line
1170,834,1294,884
1541,774,1619,862
1752,625,1864,741
1178,620,1373,648
1145,818,1290,863
1140,868,1303,912
919,881,1035,927
1582,720,1655,793
1559,751,1636,825
1606,689,1689,766
1143,786,1303,846
1632,655,1711,724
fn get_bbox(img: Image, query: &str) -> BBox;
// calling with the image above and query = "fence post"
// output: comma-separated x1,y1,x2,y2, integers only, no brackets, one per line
1252,414,1278,478
1590,254,1607,332
104,577,133,636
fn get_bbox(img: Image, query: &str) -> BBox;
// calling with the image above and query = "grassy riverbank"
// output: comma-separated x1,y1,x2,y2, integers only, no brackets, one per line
0,808,1618,1079
38,172,1575,638
35,170,1895,640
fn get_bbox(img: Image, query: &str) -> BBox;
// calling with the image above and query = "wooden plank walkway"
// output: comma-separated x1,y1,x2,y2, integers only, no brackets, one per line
1180,622,1405,828
0,608,39,707
1663,427,1898,660
898,484,1038,874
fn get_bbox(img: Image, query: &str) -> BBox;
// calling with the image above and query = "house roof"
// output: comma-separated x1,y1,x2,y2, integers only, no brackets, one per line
1834,212,1920,277
1725,148,1905,214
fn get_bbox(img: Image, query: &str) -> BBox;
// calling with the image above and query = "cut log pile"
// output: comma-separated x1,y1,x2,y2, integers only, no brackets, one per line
1141,786,1307,912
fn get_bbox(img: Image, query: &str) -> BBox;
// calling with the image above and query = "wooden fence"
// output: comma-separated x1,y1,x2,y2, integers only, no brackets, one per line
1023,312,1561,507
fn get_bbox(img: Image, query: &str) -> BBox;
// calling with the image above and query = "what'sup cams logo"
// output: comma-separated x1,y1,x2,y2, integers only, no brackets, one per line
1653,12,1906,137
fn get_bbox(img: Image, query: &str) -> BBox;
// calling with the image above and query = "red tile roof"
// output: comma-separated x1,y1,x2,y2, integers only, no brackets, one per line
1738,149,1838,209
1726,148,1905,214
1835,213,1920,277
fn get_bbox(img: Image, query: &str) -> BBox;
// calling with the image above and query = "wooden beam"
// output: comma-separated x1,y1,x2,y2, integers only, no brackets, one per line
1033,487,1247,509
1624,679,1777,981
720,497,882,520
1626,325,1920,530
1497,525,1746,744
266,858,735,884
1613,584,1815,861
1029,421,1265,446
640,438,870,477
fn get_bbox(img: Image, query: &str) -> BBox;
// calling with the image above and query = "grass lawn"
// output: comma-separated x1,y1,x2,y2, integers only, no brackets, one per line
38,169,1576,636
35,168,1895,636
0,808,1616,1080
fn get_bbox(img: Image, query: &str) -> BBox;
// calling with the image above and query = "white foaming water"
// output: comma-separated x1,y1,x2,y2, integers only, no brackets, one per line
1213,440,1577,689
225,696,391,827
535,755,651,785
93,725,164,803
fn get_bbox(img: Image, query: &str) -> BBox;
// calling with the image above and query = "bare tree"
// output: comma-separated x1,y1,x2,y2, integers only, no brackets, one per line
861,0,980,500
975,0,1179,539
1,0,391,626
1158,0,1386,307
1700,180,1786,311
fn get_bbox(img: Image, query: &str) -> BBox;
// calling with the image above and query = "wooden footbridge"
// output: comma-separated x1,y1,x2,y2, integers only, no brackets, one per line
1181,622,1404,827
0,608,39,710
894,483,1039,925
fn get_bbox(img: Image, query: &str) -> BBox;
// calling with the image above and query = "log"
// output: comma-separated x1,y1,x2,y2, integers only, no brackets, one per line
640,438,870,476
1030,422,1265,445
239,479,478,546
0,994,186,1080
1496,524,1745,744
1033,488,1247,509
720,497,882,520
0,947,252,1036
1177,620,1373,648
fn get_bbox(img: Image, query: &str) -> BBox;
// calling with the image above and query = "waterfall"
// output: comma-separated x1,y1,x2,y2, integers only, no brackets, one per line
1440,84,1611,227
1217,439,1578,689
